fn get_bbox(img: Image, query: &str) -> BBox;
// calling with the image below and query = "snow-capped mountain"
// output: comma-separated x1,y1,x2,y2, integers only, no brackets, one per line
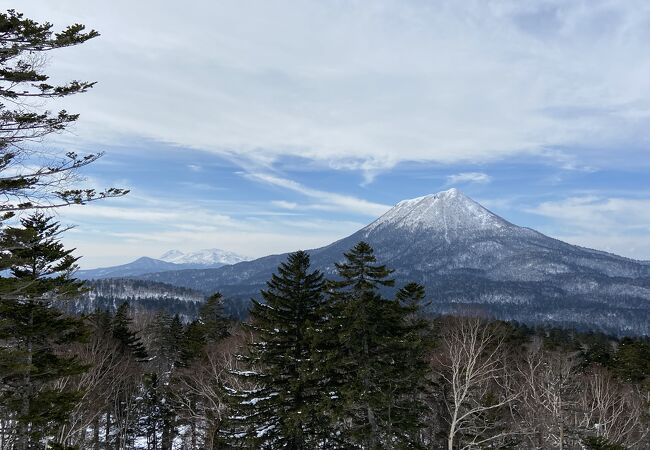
365,188,511,235
75,257,196,280
135,189,650,335
159,248,249,266
76,248,248,280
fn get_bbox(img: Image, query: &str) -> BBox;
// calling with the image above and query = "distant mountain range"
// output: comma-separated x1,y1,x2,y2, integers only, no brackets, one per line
130,189,650,335
159,248,249,266
76,248,249,280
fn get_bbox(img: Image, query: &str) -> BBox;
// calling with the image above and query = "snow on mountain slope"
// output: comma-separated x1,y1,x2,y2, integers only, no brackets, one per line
159,248,249,265
134,189,650,335
77,249,249,280
365,188,511,237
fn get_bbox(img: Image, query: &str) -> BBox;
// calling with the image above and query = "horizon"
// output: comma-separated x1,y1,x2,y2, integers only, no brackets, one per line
81,187,650,270
13,1,650,267
4,6,650,449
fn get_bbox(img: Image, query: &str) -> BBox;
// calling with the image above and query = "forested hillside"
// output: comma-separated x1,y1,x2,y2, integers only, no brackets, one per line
58,279,207,320
133,190,650,336
2,5,650,450
2,243,648,449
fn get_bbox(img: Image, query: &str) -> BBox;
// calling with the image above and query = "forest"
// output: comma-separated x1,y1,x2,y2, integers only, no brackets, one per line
0,216,649,449
0,7,649,450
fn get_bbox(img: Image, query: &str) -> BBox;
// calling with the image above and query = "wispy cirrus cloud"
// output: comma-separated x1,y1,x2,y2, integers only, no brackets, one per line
529,197,650,233
528,196,650,259
244,172,391,216
271,200,299,210
447,172,492,185
19,0,650,178
60,197,364,267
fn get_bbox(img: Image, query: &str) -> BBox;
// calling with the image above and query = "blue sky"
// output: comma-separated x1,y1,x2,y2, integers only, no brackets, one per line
16,1,650,267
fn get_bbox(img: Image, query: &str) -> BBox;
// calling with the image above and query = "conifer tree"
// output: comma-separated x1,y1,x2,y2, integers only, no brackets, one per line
319,242,428,449
149,312,184,366
112,302,148,360
145,312,186,449
180,320,208,366
0,213,87,449
199,292,230,342
226,251,326,449
0,9,127,216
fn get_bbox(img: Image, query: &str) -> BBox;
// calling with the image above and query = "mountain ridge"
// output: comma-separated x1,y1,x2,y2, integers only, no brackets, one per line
159,248,249,265
77,248,249,280
130,189,650,334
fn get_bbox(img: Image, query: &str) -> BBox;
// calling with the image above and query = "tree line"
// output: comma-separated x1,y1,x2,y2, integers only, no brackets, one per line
0,216,649,449
0,8,649,450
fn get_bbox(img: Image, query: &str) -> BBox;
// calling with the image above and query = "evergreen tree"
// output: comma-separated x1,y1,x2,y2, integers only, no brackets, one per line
180,319,208,366
138,372,165,449
0,9,127,216
226,250,326,449
199,292,230,342
149,312,184,366
112,302,148,360
319,242,428,449
0,213,87,449
145,312,186,449
612,337,650,384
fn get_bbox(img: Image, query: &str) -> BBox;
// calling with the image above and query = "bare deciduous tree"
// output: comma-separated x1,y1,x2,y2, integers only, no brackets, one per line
433,316,518,450
515,340,579,450
577,367,649,449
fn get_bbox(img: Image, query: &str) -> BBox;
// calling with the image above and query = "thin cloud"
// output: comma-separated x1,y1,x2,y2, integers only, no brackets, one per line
528,196,650,259
245,172,391,217
60,200,365,267
271,200,299,210
19,0,650,174
447,172,492,185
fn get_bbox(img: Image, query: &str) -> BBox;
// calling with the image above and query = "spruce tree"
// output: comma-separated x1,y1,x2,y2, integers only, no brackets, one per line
319,242,428,449
112,302,148,360
145,312,186,449
226,250,326,449
0,213,87,449
0,9,127,216
180,319,207,366
199,292,230,342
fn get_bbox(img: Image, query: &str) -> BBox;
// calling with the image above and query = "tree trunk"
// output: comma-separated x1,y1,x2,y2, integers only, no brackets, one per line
105,411,111,447
93,415,100,450
16,307,35,450
161,416,173,450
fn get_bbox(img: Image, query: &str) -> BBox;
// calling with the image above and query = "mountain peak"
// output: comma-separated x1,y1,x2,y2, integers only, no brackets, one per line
159,249,183,260
159,248,249,265
365,189,510,237
394,188,463,207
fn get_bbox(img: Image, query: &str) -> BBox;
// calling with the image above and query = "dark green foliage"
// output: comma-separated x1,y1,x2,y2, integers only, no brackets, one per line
226,251,327,448
579,333,616,369
180,319,208,365
331,241,395,292
112,302,148,360
200,292,231,342
612,337,650,384
0,9,126,216
318,242,429,448
175,292,230,365
0,213,87,448
396,281,426,306
149,312,184,365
